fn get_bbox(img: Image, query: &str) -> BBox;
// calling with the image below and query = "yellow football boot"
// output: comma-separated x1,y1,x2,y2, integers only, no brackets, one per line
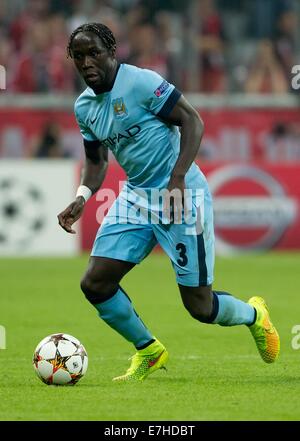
248,296,280,363
113,339,168,381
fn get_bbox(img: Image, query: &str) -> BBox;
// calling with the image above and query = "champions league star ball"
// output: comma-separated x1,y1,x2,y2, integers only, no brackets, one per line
33,333,88,385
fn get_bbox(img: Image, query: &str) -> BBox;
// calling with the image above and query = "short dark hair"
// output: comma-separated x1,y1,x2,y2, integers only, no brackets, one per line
67,23,116,57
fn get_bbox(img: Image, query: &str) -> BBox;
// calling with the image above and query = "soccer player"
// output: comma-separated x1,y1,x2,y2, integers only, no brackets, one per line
58,23,280,381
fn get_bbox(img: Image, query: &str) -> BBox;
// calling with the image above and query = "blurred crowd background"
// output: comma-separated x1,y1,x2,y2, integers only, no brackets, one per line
0,0,299,94
0,0,299,161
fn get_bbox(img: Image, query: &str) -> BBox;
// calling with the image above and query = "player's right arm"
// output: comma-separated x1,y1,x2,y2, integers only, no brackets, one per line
57,141,108,234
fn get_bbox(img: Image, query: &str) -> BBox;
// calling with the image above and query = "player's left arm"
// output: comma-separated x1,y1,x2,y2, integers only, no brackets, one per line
161,95,204,219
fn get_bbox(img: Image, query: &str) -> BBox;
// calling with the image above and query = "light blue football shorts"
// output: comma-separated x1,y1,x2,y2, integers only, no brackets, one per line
91,185,215,287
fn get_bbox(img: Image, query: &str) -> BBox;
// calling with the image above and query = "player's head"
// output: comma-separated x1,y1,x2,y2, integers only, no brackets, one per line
67,23,117,91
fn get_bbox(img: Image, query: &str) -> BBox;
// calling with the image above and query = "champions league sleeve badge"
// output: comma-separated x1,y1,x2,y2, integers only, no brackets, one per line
154,80,170,97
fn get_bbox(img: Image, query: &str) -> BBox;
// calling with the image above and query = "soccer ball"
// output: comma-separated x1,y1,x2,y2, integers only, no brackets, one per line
33,333,88,385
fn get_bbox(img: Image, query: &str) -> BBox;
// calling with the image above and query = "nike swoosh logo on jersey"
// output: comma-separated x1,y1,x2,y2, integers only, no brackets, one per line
91,117,97,124
177,272,188,277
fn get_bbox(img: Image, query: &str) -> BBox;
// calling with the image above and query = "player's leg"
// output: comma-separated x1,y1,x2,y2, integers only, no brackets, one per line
81,255,168,381
154,188,280,363
81,256,155,348
179,285,255,326
179,284,280,363
82,197,168,380
156,219,256,327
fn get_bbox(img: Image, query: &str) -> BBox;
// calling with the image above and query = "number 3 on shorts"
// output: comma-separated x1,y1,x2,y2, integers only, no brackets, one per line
176,243,188,267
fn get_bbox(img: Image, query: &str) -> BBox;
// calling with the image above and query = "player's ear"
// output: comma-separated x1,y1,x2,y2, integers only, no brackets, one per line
108,48,116,57
67,48,74,59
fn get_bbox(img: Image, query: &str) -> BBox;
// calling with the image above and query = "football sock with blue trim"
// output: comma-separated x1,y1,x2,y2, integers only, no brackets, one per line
93,287,154,349
211,291,255,326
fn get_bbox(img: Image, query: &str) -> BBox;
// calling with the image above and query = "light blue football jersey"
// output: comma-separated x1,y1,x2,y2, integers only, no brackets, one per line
74,63,208,191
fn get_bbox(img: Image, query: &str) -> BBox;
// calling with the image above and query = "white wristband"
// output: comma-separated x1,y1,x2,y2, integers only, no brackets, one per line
76,185,92,202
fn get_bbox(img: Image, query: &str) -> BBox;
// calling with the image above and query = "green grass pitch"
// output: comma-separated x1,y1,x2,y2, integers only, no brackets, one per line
1,252,300,421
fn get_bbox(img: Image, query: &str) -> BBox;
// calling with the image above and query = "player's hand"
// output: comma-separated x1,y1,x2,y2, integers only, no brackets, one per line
163,174,185,224
57,197,85,234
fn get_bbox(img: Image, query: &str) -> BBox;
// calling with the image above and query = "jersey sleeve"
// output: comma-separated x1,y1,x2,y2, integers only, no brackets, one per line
134,68,181,118
74,103,98,142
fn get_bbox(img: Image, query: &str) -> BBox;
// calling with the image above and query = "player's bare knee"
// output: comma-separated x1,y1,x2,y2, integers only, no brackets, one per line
188,306,213,323
185,301,213,323
180,286,214,323
80,273,118,304
80,275,93,297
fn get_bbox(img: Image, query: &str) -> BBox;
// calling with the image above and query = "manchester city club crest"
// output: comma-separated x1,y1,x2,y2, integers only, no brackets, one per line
112,97,128,118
